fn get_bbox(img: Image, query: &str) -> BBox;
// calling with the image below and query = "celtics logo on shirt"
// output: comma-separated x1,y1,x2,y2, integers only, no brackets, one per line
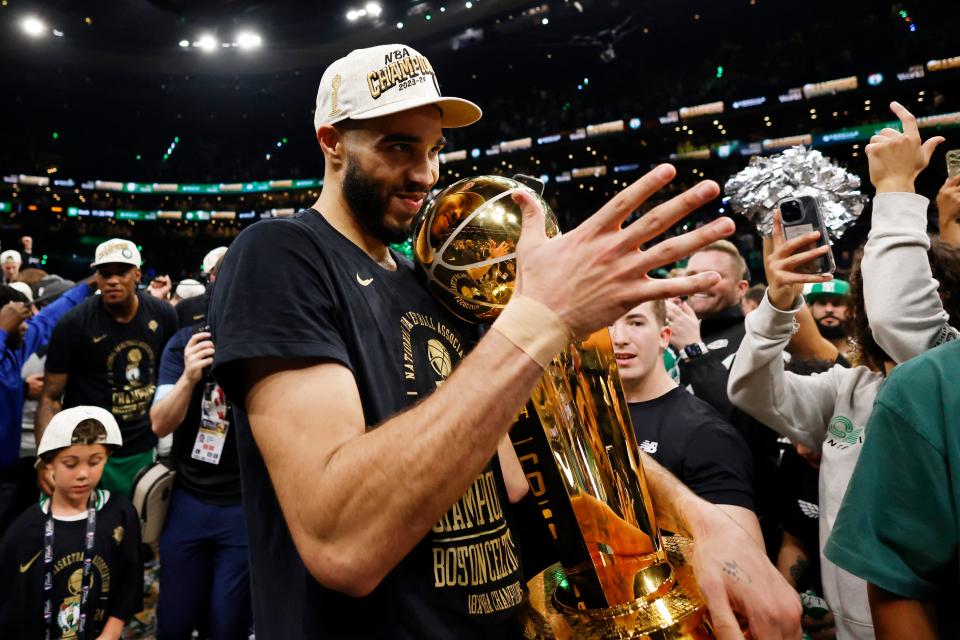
50,555,112,635
124,348,143,388
106,339,157,420
57,568,87,638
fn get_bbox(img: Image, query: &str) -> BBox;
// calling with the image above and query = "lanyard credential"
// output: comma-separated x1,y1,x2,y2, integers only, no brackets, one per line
42,493,97,640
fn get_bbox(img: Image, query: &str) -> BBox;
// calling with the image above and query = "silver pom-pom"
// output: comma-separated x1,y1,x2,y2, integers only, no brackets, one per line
724,146,868,240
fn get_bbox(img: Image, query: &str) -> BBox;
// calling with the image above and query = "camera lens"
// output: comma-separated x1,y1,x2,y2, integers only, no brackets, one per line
780,200,803,223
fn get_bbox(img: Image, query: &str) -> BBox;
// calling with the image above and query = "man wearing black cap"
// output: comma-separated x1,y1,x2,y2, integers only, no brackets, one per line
209,44,799,640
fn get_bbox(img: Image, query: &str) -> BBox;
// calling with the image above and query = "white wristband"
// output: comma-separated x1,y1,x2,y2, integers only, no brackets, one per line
491,294,573,368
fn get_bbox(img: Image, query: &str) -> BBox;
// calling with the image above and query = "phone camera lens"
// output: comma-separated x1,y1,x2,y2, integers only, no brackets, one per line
780,200,803,223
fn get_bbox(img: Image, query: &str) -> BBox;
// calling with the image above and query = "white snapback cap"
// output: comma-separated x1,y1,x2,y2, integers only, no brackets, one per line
202,246,228,275
91,239,141,268
9,282,33,302
37,406,123,458
175,278,206,300
0,249,22,265
314,44,481,131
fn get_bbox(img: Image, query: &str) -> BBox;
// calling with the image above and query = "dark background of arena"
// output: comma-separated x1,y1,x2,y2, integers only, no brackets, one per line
1,0,958,282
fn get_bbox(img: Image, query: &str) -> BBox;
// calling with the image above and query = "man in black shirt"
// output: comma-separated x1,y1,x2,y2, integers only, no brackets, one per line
37,239,178,496
611,298,760,544
209,44,800,639
150,254,250,640
668,239,783,556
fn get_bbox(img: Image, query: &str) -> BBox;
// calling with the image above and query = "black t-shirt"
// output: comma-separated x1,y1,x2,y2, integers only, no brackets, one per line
0,491,143,638
45,292,177,456
209,209,524,640
628,387,754,510
175,292,209,329
777,447,821,587
157,325,241,505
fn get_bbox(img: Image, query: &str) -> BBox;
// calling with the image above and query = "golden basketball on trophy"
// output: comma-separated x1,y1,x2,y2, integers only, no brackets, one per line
413,175,560,323
414,176,722,639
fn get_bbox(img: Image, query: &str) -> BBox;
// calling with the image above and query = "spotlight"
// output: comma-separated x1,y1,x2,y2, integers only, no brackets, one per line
178,39,190,48
197,34,218,51
52,29,64,37
21,16,47,37
237,31,262,49
396,21,404,28
364,2,382,17
346,9,360,21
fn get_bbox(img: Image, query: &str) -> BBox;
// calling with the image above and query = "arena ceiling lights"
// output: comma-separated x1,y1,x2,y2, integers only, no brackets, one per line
346,3,383,22
20,15,63,38
179,31,263,51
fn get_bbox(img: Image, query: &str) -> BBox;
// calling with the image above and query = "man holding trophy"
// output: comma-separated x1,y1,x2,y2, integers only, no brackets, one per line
209,44,801,639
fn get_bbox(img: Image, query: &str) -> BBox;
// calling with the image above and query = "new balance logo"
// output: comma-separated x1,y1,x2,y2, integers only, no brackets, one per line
639,440,658,454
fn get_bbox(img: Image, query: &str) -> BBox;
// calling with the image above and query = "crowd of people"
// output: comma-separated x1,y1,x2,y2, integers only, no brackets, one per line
1,43,960,640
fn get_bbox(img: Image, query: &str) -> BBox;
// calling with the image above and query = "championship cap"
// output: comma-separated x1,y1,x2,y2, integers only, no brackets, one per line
803,279,850,302
91,239,141,268
313,44,481,132
0,249,21,265
36,406,123,459
202,246,228,276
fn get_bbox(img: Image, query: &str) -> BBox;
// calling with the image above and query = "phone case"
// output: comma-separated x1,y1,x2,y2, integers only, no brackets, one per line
947,149,960,178
777,196,836,275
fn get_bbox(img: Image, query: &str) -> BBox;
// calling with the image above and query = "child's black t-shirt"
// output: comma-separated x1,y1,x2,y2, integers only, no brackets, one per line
0,490,143,638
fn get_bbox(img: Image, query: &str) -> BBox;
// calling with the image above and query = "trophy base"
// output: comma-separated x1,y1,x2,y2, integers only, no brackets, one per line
517,537,715,639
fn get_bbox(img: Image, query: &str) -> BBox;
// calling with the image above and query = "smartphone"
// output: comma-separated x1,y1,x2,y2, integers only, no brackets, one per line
194,322,213,377
777,196,836,275
947,149,960,178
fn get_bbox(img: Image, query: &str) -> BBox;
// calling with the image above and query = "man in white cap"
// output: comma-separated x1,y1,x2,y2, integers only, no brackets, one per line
171,278,205,306
202,247,228,280
1,250,21,285
209,44,799,639
36,239,177,497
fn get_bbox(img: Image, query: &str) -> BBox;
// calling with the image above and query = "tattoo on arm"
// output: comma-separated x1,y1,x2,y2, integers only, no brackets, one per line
722,560,753,584
789,558,810,587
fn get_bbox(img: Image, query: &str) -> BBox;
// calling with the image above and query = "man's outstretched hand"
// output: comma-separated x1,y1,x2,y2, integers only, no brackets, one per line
511,163,735,337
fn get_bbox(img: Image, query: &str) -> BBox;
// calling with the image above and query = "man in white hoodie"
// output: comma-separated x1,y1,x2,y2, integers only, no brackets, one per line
727,101,956,639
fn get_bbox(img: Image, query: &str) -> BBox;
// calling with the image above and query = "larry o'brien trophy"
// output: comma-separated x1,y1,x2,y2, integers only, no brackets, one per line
413,175,719,639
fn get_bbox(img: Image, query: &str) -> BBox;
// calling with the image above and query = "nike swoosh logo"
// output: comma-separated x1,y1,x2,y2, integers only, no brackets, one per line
356,273,374,287
20,550,42,573
92,335,107,343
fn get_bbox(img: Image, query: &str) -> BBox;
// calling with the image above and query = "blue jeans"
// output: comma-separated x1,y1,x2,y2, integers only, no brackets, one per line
157,487,251,640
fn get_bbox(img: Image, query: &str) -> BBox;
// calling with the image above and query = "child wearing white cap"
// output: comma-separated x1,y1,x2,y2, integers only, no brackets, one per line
0,406,142,639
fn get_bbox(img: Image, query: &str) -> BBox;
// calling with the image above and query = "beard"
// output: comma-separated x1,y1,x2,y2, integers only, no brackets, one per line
815,317,847,340
342,155,414,245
